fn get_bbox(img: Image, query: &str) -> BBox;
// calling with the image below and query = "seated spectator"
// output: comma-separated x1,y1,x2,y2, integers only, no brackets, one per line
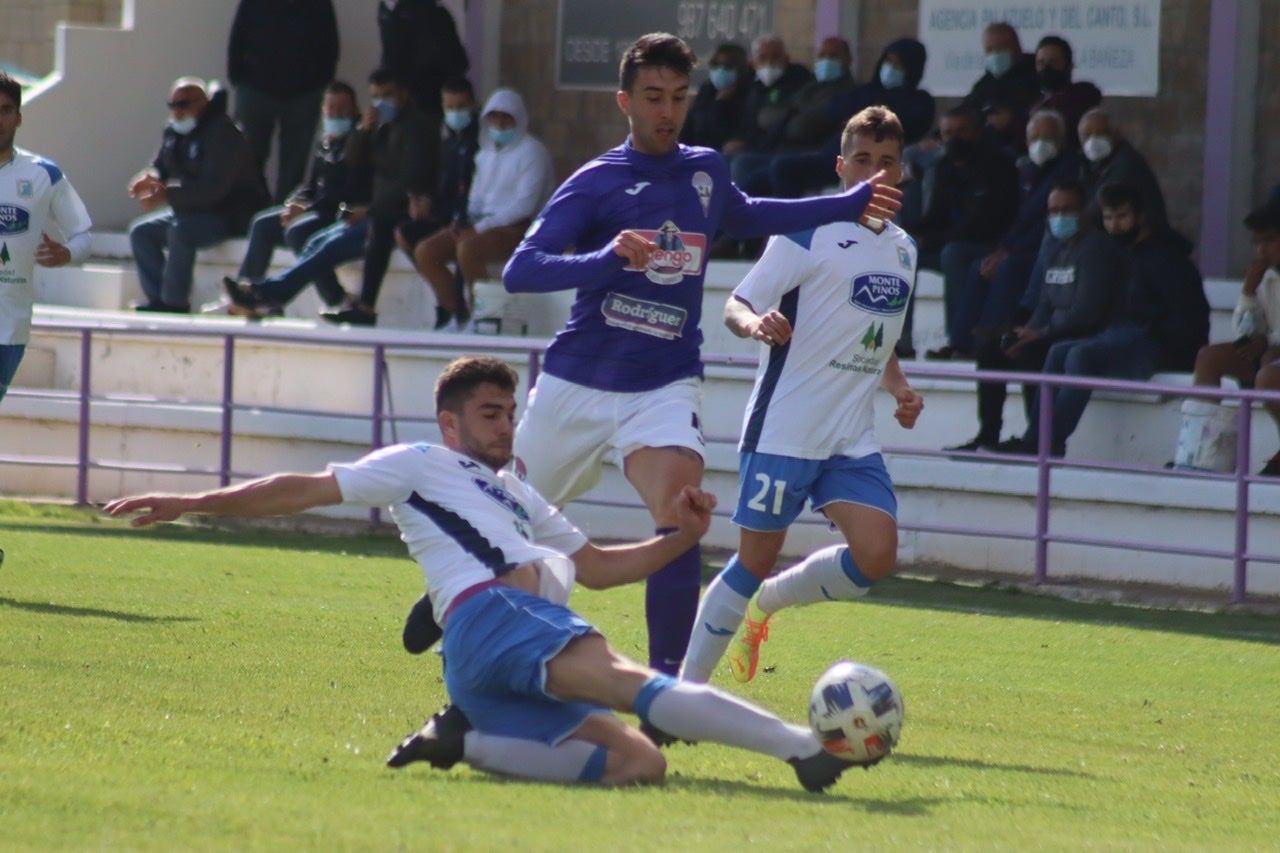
1030,35,1101,147
911,105,1019,360
680,43,751,151
722,33,812,161
767,37,933,199
222,80,364,315
962,22,1040,132
981,95,1024,160
953,109,1077,354
1178,202,1280,476
410,88,554,331
946,178,1119,452
1000,181,1208,457
127,77,269,313
1075,108,1170,234
395,76,482,328
321,68,438,326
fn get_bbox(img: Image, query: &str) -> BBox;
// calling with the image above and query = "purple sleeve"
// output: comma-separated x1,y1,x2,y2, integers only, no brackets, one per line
502,180,623,294
720,180,874,238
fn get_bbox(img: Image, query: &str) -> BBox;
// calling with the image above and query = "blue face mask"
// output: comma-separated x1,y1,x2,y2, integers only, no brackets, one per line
322,117,353,137
488,125,517,147
708,66,738,91
373,98,398,123
1048,214,1080,241
169,116,197,135
879,63,906,89
984,50,1014,78
443,109,473,132
814,57,843,83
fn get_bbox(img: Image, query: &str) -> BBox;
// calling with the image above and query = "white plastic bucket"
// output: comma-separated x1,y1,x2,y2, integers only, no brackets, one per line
470,280,527,336
1172,399,1238,472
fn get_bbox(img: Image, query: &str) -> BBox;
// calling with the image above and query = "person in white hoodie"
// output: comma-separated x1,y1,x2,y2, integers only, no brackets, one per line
412,88,554,329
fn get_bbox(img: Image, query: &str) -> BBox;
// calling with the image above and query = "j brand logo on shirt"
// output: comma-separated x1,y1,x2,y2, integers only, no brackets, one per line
624,181,651,195
633,221,707,285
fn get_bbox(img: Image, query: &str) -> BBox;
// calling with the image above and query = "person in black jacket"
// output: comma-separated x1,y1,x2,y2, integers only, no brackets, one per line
128,78,269,313
679,43,750,152
378,0,469,121
227,0,339,203
961,22,1040,143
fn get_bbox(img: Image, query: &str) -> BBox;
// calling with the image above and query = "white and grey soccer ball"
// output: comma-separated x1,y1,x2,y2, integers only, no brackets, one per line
808,661,904,764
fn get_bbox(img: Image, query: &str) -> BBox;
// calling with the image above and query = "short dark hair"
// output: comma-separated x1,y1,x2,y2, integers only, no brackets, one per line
325,80,358,108
1244,201,1280,233
1049,177,1086,204
1036,35,1073,67
368,67,402,88
943,104,983,131
435,356,519,415
841,106,904,158
1097,182,1144,215
619,32,697,93
0,72,22,111
442,76,474,98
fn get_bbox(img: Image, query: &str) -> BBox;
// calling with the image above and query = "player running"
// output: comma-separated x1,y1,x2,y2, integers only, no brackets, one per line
679,106,924,685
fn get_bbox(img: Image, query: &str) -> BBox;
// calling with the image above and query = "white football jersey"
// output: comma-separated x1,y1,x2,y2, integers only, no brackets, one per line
330,443,588,622
732,219,917,460
0,147,92,344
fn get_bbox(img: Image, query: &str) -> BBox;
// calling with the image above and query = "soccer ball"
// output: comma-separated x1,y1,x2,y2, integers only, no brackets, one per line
808,661,904,765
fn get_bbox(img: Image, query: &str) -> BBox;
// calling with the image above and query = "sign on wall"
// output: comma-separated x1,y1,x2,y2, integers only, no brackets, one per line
918,1,1161,97
557,0,774,90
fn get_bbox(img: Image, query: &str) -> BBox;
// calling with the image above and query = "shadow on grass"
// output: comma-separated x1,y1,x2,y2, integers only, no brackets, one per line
893,751,1093,778
0,596,197,623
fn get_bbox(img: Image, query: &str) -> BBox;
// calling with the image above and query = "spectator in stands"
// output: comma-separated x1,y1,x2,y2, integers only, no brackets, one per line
1030,35,1101,148
1181,202,1280,476
128,78,269,314
321,68,437,327
1075,108,1169,234
730,36,855,195
957,109,1077,355
222,81,363,313
981,95,1024,160
946,178,1119,452
912,105,1019,361
1000,181,1208,457
680,43,751,152
378,0,469,126
721,34,812,161
409,88,554,332
395,77,482,330
227,0,339,204
962,22,1040,131
767,37,934,199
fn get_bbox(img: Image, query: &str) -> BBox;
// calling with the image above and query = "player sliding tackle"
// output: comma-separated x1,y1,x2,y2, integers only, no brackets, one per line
680,106,925,685
106,356,863,792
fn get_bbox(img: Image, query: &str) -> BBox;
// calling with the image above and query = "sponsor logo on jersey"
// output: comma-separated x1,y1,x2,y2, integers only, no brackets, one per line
849,272,909,316
0,243,9,265
1045,266,1075,285
633,221,706,284
838,239,858,249
691,171,713,216
0,204,31,236
624,181,651,196
860,322,885,352
473,477,532,522
601,292,688,339
17,180,33,199
898,247,913,269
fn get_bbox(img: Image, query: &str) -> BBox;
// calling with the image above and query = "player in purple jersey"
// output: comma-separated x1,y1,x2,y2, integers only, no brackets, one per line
502,33,903,679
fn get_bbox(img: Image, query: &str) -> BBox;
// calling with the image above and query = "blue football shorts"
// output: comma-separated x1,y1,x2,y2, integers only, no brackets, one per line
732,450,897,532
442,585,607,745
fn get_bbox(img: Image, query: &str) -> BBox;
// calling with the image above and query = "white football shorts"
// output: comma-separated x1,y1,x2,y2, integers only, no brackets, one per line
513,372,705,505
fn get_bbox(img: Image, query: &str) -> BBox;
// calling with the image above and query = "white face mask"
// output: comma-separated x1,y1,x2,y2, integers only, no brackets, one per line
169,116,197,135
1082,134,1114,163
1027,138,1059,166
755,65,784,87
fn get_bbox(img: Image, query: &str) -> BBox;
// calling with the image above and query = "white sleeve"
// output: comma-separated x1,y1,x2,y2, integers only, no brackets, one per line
473,140,554,233
328,444,425,507
49,176,93,264
731,234,809,313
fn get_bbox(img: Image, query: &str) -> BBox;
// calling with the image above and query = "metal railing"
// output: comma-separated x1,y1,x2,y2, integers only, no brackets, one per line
4,319,1279,602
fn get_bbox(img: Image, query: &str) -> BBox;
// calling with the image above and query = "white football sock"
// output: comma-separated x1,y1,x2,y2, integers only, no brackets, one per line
679,557,760,683
463,730,608,783
636,675,818,761
757,545,872,614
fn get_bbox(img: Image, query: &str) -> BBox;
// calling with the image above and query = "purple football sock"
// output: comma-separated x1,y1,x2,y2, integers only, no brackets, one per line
645,534,701,675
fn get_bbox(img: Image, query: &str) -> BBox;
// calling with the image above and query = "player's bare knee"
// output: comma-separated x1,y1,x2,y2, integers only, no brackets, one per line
602,735,666,785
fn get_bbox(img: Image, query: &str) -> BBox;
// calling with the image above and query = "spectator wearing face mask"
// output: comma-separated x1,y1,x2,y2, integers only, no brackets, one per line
1075,108,1169,235
721,34,812,158
1030,35,1101,148
962,22,1040,133
681,43,751,152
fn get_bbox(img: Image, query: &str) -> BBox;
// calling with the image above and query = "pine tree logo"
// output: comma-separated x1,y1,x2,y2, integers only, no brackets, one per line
0,242,9,265
860,322,884,352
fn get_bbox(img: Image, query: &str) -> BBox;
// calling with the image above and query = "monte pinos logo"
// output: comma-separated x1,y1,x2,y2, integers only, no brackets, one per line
635,221,706,285
849,272,910,316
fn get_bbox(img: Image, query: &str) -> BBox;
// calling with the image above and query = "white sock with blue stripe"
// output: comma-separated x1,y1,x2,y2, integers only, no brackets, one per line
463,731,608,783
635,675,817,760
756,545,873,614
678,556,761,683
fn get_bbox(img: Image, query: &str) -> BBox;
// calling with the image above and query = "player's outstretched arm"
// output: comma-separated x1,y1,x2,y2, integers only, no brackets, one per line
104,472,343,527
725,295,792,346
881,353,924,429
571,486,716,590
